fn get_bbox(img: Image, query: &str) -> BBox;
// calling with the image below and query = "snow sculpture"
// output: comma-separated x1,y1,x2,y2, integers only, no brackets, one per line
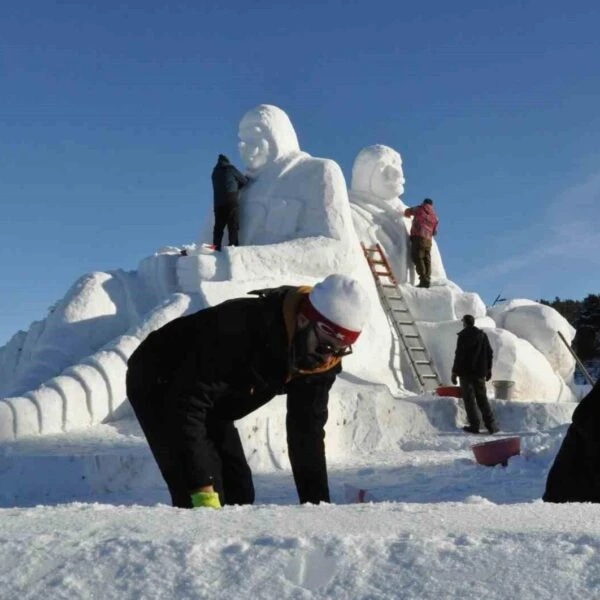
179,104,360,285
487,301,576,381
178,105,397,390
0,253,188,441
349,144,446,285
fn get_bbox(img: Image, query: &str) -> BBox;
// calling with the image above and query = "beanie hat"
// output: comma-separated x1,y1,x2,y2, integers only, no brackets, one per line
300,274,369,345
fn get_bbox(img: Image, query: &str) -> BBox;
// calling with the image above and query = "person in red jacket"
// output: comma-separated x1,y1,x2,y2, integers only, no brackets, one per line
404,198,439,288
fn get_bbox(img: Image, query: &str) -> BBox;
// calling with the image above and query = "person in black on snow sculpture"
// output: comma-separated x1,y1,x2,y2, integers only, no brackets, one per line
211,153,250,251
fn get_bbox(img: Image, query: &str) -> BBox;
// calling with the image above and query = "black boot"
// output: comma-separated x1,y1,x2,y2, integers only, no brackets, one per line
462,425,480,434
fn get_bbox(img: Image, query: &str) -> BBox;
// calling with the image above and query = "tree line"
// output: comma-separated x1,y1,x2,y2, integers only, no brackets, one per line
539,294,600,360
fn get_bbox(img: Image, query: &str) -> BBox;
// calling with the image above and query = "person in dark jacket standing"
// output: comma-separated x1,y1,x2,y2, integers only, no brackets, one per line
404,198,439,288
543,379,600,503
451,314,498,434
211,153,250,251
126,274,369,509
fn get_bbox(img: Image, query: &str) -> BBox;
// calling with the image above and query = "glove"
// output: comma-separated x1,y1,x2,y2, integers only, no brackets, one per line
486,371,492,382
451,373,458,385
191,491,221,509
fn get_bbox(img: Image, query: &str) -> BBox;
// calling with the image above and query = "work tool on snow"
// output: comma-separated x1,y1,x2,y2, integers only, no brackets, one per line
361,243,441,393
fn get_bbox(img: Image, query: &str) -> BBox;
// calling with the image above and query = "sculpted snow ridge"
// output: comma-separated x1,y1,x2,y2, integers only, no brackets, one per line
0,105,577,445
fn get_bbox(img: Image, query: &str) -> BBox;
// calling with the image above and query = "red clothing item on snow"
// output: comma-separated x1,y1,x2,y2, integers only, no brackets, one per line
404,204,439,240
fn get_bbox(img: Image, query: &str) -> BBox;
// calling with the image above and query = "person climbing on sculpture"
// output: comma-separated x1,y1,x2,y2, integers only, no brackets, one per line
211,153,250,251
404,198,439,288
126,274,370,509
451,314,499,434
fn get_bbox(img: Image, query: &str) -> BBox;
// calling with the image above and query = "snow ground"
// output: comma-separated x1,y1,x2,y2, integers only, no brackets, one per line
1,393,595,600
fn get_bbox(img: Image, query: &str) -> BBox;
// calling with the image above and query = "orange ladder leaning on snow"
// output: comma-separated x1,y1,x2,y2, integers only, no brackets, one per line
361,242,441,393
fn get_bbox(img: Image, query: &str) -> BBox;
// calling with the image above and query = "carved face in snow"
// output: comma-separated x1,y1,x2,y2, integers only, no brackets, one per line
351,145,406,200
238,122,270,170
238,104,301,171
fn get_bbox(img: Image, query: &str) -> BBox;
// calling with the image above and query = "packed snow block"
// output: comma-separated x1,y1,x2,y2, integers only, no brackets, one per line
417,320,463,385
67,364,110,424
237,396,288,472
496,304,576,381
0,330,28,396
25,385,64,434
83,350,128,419
84,452,162,494
487,299,538,327
49,375,91,430
177,252,229,290
452,292,487,321
401,285,456,322
130,294,192,342
0,400,16,440
492,399,575,432
5,396,40,438
486,329,575,402
402,284,487,324
137,252,180,300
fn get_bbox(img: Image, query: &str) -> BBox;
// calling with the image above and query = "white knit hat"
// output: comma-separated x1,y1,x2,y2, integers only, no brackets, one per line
301,274,370,345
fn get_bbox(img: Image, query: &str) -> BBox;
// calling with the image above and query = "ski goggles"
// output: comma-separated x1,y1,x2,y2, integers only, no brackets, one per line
312,321,353,358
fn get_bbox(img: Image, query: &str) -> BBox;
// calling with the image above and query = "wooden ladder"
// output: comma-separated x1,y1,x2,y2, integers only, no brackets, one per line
361,242,441,393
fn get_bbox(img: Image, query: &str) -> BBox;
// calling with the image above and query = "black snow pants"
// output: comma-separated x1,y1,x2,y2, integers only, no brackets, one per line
126,366,254,508
460,375,497,432
212,201,240,250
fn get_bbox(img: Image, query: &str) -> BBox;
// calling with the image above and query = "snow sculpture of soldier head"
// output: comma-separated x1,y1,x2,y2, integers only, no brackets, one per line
236,104,356,250
351,144,406,203
349,144,447,285
238,104,301,171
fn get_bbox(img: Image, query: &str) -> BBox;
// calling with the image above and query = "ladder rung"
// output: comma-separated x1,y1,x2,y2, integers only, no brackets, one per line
405,334,419,338
409,347,425,351
397,321,414,325
375,271,393,277
421,374,438,379
415,360,431,365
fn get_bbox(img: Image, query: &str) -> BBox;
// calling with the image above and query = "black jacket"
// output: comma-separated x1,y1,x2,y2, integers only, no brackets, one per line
211,155,249,206
543,379,600,503
452,325,493,378
127,286,340,504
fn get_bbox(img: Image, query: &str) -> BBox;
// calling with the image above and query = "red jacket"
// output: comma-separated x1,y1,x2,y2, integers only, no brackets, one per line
404,204,439,240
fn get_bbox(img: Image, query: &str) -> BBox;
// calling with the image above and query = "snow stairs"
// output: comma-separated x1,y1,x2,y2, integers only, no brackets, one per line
362,243,441,393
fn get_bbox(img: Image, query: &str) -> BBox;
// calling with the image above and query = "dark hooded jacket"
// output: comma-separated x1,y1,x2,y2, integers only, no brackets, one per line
452,325,493,379
211,154,249,206
127,286,341,504
543,379,600,503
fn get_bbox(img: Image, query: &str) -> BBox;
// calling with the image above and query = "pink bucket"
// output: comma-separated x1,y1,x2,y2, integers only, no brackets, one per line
471,436,521,467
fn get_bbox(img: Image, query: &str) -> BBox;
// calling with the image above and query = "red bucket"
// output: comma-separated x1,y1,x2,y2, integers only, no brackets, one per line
436,386,462,398
471,436,521,467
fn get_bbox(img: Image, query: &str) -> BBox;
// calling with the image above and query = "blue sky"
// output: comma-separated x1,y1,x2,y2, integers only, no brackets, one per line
1,0,599,345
